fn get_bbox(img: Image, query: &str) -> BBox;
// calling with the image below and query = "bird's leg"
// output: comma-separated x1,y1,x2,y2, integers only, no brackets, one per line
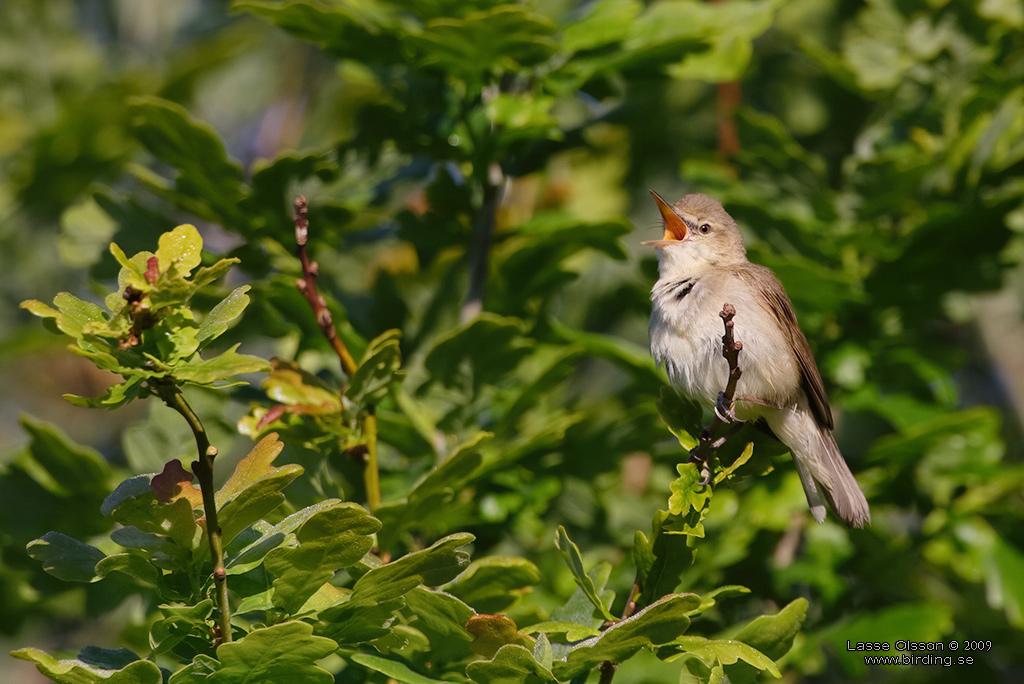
714,391,745,424
734,393,783,410
710,422,744,449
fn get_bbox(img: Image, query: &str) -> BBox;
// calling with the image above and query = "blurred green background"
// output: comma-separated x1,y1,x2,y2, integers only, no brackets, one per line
2,0,1024,682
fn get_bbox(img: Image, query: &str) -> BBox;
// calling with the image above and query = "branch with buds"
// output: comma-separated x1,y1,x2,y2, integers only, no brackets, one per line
688,303,745,484
293,197,380,512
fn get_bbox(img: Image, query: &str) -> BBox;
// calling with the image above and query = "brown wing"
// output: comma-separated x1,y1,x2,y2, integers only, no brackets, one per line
748,265,834,430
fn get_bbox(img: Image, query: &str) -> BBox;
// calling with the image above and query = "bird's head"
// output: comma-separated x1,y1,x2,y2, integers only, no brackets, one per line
644,191,747,274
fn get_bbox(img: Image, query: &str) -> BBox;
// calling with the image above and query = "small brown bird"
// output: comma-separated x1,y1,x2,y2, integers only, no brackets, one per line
645,191,870,527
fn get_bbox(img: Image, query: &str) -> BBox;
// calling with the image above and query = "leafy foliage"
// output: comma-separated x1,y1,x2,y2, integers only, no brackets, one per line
3,0,1024,683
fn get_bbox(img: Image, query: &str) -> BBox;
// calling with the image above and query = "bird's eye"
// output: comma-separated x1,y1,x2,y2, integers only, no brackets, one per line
698,223,712,234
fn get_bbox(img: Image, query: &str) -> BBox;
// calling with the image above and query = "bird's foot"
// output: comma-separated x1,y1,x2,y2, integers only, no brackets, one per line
687,448,712,486
714,392,744,424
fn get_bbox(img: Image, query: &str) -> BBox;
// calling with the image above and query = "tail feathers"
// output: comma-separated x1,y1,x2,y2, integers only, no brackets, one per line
770,404,870,528
791,456,828,524
795,428,871,528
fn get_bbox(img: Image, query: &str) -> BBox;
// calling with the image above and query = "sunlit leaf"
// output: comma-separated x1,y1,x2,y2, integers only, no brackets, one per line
11,648,161,684
554,526,616,621
26,532,104,583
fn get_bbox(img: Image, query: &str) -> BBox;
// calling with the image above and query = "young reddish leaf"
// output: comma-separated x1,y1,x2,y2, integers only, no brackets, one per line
145,256,160,285
151,459,204,508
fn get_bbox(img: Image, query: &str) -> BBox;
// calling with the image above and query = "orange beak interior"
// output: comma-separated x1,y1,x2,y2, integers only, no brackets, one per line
647,191,688,244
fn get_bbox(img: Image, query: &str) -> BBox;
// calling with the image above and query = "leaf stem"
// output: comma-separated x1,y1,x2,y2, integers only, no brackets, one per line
363,407,380,513
155,383,232,644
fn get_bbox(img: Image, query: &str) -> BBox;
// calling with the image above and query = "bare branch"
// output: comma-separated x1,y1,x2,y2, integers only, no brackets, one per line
292,197,380,511
293,196,357,377
688,303,744,484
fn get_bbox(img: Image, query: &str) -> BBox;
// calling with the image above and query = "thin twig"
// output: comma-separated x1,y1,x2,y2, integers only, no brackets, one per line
293,196,380,511
461,163,504,323
708,0,741,157
155,383,232,644
294,196,357,377
596,573,641,682
688,304,744,483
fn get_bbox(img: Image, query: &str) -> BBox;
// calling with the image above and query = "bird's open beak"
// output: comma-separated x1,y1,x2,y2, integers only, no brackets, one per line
644,190,688,246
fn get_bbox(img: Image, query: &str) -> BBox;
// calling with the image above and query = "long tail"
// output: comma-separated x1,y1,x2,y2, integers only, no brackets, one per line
767,403,870,528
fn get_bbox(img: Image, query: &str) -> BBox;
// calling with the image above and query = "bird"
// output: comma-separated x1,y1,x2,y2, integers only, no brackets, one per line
645,190,870,527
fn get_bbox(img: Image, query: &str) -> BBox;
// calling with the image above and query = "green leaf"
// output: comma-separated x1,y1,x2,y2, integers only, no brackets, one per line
347,329,403,407
519,622,601,640
404,587,476,660
731,598,808,661
105,484,201,555
155,223,203,274
215,433,304,546
11,648,162,684
688,586,751,617
196,286,251,348
127,97,249,230
76,647,143,672
102,474,156,516
714,442,754,485
410,6,557,82
633,530,655,585
17,415,112,498
95,552,161,588
172,345,271,386
990,535,1024,629
496,215,630,308
317,534,474,645
637,511,695,611
374,432,488,549
828,603,953,676
350,532,475,605
446,556,541,614
549,561,613,628
561,0,642,53
225,499,346,575
317,597,406,645
667,463,713,537
206,621,337,684
554,593,701,680
167,655,219,684
547,318,662,388
667,636,780,678
264,502,380,614
63,375,148,409
466,643,556,684
424,314,532,392
351,654,447,684
26,292,107,340
657,386,702,450
234,0,407,66
554,526,616,621
151,601,214,657
192,258,241,290
26,531,105,583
